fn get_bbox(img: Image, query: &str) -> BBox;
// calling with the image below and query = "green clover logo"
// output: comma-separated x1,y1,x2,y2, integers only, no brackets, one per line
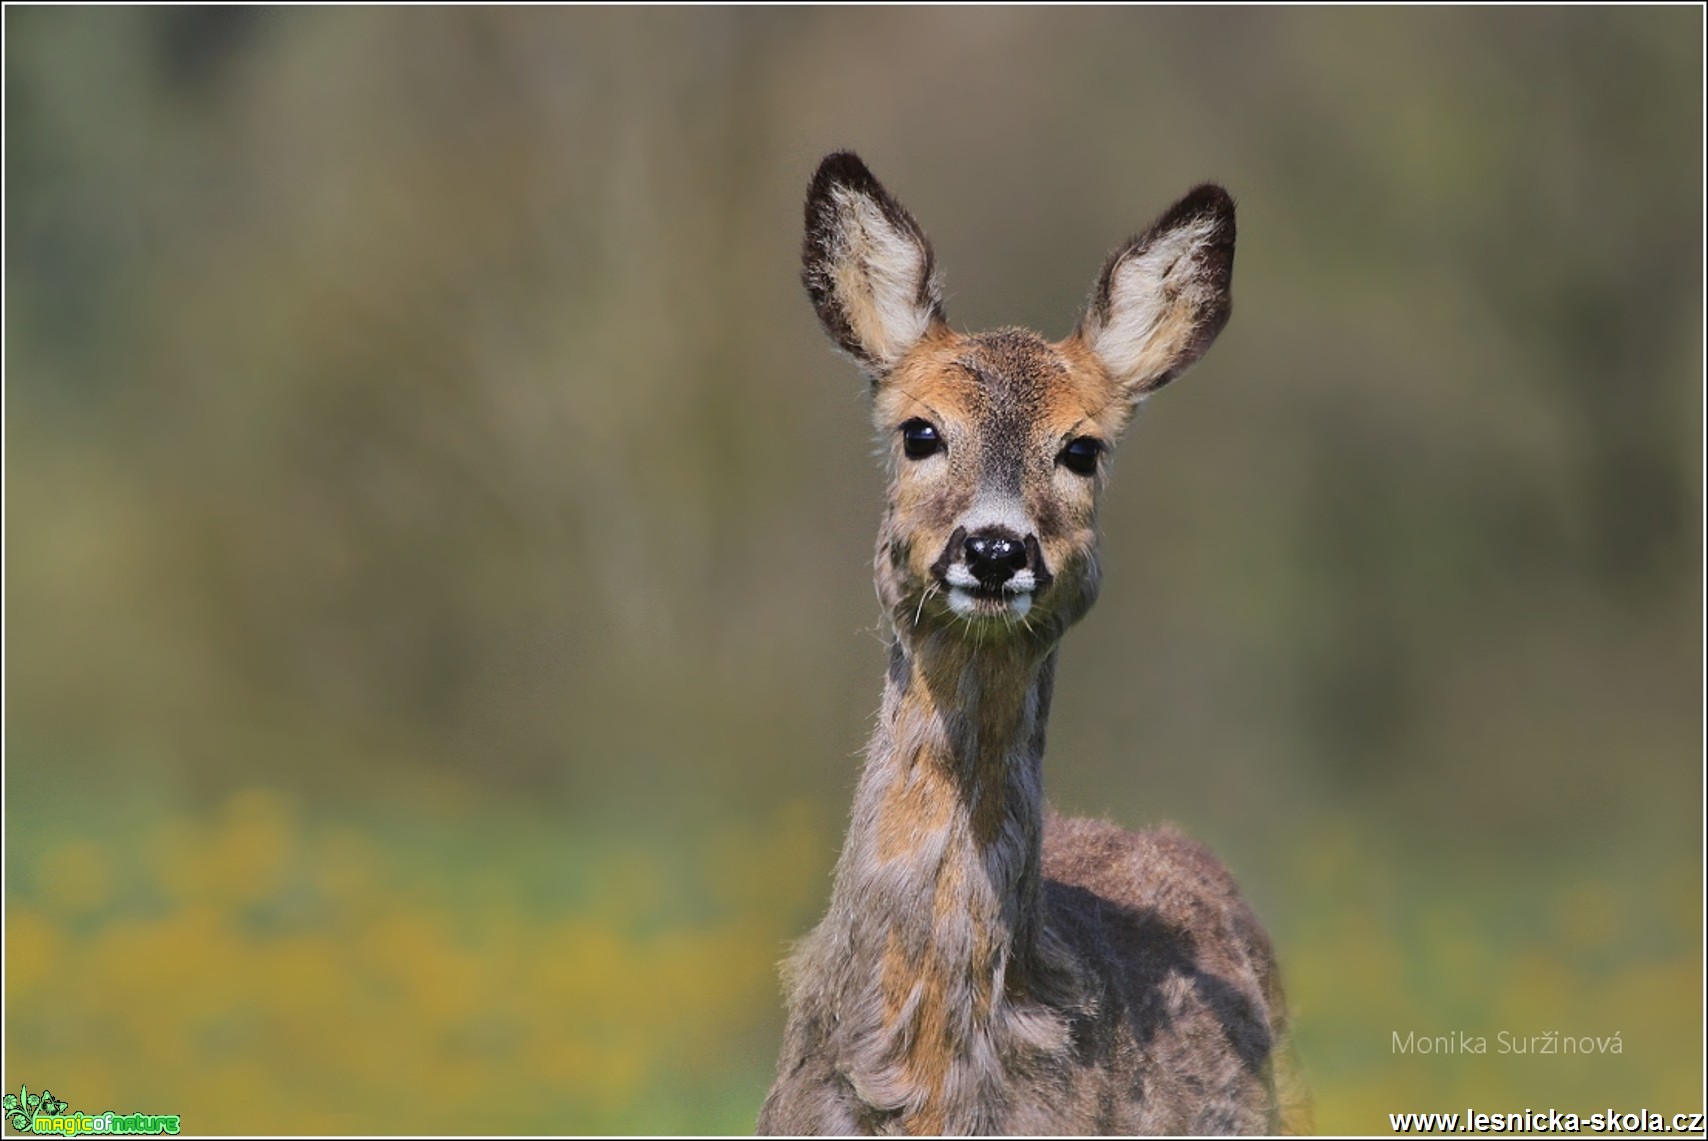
5,1084,30,1132
4,1084,70,1131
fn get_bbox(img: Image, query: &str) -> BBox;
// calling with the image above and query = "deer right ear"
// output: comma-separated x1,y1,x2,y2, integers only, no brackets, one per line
1076,184,1235,402
802,152,946,378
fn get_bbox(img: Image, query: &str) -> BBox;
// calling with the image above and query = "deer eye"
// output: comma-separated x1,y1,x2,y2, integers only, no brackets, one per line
900,419,943,460
1059,436,1103,476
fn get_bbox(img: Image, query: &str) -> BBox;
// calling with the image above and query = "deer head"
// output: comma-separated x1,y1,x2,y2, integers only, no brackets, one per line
802,152,1235,651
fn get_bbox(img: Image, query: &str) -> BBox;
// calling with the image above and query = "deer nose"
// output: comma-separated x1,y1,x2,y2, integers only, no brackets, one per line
965,530,1029,589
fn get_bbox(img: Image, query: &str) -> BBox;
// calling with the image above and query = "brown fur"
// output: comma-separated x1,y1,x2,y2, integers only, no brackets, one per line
760,153,1302,1135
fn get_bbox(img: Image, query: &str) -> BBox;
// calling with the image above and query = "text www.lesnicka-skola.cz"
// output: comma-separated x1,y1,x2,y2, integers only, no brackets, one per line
1390,1109,1706,1134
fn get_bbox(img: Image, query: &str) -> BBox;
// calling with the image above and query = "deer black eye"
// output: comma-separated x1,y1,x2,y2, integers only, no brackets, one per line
1059,436,1103,476
901,419,943,460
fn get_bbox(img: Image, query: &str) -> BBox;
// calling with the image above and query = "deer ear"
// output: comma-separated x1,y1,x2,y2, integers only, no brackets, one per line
802,152,946,377
1076,184,1235,401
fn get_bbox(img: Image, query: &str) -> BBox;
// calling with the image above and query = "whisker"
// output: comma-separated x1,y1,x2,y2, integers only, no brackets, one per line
912,581,940,630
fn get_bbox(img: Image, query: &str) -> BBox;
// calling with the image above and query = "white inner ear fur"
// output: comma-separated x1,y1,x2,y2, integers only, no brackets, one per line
1086,216,1220,394
829,186,939,369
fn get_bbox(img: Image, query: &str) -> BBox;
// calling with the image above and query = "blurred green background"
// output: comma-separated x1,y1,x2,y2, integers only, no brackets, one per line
5,6,1701,1134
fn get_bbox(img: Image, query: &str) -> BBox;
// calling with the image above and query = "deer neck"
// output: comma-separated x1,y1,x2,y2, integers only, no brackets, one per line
841,630,1056,943
815,627,1068,1126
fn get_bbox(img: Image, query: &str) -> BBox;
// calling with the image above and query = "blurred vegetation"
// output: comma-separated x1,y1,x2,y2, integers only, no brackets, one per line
8,789,825,1133
5,6,1701,1134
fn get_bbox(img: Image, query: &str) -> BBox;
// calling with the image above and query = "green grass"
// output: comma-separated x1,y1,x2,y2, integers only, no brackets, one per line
5,785,1700,1133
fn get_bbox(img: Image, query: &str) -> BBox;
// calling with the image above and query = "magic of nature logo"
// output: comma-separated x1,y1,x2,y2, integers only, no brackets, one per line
4,1084,180,1136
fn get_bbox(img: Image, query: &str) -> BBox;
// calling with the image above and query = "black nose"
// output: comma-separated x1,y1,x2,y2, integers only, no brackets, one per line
965,530,1029,589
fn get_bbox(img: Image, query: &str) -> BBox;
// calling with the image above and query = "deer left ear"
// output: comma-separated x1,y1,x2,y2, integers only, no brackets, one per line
802,152,946,379
1076,184,1235,401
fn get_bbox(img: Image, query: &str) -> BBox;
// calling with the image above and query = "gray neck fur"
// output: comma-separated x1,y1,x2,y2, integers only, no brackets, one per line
777,631,1089,1133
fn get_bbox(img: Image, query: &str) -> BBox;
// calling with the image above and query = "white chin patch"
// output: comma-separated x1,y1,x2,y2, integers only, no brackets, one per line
947,587,1032,620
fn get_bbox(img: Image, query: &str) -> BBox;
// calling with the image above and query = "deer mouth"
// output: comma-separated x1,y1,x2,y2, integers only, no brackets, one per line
925,526,1055,622
941,564,1038,620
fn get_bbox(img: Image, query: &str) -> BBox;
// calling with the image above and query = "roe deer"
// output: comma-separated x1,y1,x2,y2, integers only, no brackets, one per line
758,152,1297,1135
